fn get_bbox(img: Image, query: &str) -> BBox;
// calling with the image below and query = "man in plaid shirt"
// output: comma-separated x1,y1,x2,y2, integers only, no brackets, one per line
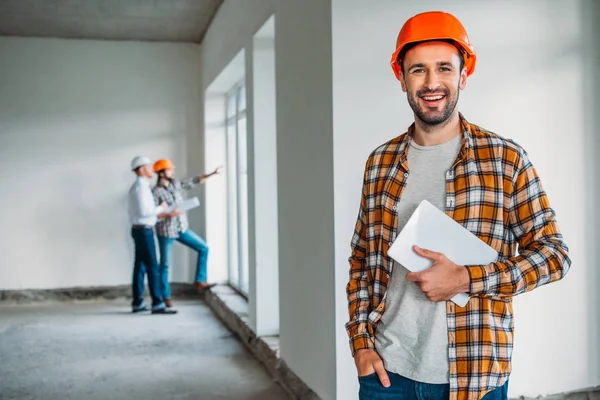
152,158,222,307
347,11,570,400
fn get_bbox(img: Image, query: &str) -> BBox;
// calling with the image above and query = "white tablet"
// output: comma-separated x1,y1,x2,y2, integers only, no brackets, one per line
387,200,498,307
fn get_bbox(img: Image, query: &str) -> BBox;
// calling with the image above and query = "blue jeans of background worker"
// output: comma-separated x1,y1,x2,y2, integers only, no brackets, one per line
157,229,209,299
131,227,165,311
358,371,509,400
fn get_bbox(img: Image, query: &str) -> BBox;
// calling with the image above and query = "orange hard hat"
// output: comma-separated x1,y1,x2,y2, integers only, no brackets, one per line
391,11,476,80
153,158,175,172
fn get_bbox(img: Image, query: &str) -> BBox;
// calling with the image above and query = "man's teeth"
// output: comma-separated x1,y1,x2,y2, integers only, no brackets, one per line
423,95,444,101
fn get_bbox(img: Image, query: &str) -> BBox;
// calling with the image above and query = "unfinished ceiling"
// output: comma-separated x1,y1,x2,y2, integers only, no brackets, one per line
0,0,224,43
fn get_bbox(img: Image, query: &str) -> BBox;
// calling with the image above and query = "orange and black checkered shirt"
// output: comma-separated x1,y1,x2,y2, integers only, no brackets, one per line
346,114,570,400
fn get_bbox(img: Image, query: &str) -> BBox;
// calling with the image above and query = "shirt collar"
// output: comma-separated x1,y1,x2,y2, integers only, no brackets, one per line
399,112,473,167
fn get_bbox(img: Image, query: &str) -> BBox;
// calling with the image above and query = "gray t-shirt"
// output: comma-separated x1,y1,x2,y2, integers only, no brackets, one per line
375,134,462,384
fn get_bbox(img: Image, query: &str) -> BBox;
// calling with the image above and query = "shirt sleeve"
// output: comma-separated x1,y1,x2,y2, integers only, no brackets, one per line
180,177,200,191
345,156,376,356
466,150,571,298
135,185,162,217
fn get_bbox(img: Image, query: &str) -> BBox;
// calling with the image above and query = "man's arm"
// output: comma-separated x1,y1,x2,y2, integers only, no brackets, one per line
466,150,571,298
136,186,165,218
346,156,392,388
345,157,375,355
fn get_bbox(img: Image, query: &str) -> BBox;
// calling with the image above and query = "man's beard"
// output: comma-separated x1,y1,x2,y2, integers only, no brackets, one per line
407,86,459,126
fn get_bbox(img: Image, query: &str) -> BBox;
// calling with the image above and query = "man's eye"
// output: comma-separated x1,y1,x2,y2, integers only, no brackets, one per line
439,67,451,72
412,69,425,73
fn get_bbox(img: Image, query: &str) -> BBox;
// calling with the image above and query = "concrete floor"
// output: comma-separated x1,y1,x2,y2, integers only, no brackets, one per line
0,299,291,400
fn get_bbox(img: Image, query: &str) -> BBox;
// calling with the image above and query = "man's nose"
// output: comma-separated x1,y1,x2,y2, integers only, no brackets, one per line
424,71,441,91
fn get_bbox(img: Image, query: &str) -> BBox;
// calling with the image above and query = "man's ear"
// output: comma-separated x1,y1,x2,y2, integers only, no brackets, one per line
459,66,468,90
399,70,408,93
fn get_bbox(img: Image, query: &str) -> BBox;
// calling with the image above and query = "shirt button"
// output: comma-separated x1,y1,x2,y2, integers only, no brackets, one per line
404,172,409,178
388,242,393,247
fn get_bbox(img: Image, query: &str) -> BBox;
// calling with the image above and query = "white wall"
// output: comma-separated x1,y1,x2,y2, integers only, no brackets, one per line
582,0,600,389
274,1,336,397
332,0,599,398
200,1,336,399
250,28,280,337
0,37,203,290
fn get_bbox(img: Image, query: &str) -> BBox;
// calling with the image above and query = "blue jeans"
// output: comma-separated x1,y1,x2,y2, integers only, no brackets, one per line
157,230,209,299
131,228,165,311
359,371,508,400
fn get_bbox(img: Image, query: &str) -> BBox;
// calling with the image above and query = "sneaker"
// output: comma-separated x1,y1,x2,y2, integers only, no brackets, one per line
164,299,173,308
151,307,178,315
132,306,149,313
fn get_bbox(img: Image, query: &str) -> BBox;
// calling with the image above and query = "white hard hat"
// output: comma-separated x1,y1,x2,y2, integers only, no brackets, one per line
131,156,152,171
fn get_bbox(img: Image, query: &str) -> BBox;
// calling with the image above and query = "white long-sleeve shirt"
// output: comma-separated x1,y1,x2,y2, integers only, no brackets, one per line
128,177,163,226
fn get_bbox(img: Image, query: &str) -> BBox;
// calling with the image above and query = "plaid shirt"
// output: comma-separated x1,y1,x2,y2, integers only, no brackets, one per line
152,177,199,238
346,114,570,400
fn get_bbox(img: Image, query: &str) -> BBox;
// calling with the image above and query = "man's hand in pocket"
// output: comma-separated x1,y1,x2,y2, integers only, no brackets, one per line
354,349,390,387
